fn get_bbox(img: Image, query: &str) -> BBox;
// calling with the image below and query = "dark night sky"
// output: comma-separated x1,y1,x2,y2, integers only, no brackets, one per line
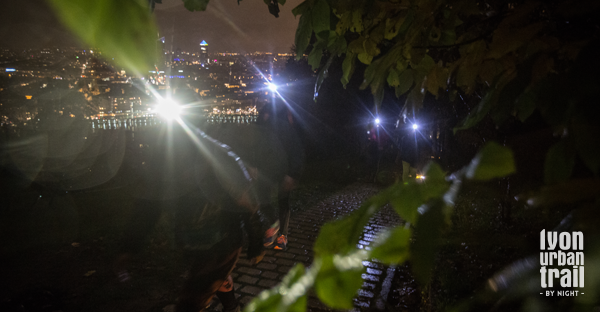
0,0,302,53
155,0,303,53
0,0,80,49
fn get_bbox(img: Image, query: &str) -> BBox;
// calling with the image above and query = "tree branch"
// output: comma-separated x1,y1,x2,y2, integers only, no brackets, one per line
413,31,492,50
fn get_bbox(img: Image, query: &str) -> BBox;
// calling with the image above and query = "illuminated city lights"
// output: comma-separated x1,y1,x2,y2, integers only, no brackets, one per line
155,99,182,121
0,46,296,126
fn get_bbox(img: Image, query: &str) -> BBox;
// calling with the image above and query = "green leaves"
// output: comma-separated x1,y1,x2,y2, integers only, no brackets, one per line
357,51,373,65
465,142,516,180
307,45,323,70
292,1,309,16
371,227,411,264
294,0,331,63
456,40,487,94
313,33,346,98
294,13,313,58
311,0,330,34
313,200,380,256
395,69,414,97
425,64,448,97
390,163,449,224
182,0,210,11
544,139,576,185
351,10,364,33
573,121,600,175
244,264,309,312
315,252,366,309
247,251,367,311
349,38,380,65
48,0,158,73
361,44,404,107
411,202,444,285
387,68,400,87
340,52,356,88
397,8,415,35
249,144,518,311
454,83,499,133
514,91,537,122
488,22,545,60
384,14,407,40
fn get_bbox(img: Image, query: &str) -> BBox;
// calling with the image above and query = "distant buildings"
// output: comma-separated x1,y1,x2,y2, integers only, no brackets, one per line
200,40,208,65
0,45,301,126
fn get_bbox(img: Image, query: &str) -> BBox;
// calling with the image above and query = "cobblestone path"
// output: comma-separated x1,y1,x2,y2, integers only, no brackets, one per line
223,183,403,311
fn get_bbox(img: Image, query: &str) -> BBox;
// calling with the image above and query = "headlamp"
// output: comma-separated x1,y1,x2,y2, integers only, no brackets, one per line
155,99,182,121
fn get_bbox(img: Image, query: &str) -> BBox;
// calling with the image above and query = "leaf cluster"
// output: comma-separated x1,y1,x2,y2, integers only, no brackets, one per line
290,0,600,183
245,142,517,311
48,0,160,74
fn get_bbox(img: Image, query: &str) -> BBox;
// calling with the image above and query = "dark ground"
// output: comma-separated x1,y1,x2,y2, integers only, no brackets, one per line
0,157,411,312
0,146,572,312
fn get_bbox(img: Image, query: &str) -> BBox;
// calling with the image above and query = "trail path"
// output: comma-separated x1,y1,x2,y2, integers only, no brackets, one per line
224,183,402,311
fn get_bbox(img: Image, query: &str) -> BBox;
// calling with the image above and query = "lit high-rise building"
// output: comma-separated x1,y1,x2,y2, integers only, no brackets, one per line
200,40,208,65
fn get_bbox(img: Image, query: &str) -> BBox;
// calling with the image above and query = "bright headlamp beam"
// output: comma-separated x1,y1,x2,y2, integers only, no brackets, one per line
156,99,182,121
268,83,278,92
375,118,380,124
412,124,418,130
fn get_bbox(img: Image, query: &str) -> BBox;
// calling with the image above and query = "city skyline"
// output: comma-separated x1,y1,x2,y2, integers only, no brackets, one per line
0,43,293,126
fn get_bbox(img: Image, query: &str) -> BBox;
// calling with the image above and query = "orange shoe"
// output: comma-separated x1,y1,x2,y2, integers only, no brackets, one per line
263,222,280,248
274,235,287,251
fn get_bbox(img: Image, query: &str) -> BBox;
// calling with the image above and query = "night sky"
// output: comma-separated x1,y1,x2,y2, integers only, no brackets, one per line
0,0,302,53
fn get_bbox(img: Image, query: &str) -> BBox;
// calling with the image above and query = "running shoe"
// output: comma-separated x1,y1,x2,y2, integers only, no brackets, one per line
274,234,287,251
263,221,280,248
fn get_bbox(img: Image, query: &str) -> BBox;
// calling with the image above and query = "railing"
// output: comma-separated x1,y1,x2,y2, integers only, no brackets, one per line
1,113,260,135
206,114,258,124
91,117,161,130
91,114,259,130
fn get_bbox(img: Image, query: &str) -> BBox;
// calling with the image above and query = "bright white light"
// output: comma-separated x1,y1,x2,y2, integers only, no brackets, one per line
412,124,418,130
268,83,278,92
155,100,182,121
375,118,380,124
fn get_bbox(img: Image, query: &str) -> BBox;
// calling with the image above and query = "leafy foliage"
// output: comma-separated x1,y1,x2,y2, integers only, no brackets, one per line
464,141,515,181
292,0,597,111
370,226,410,264
244,263,309,312
291,0,600,183
241,143,516,312
48,0,159,74
182,0,211,12
314,253,365,309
